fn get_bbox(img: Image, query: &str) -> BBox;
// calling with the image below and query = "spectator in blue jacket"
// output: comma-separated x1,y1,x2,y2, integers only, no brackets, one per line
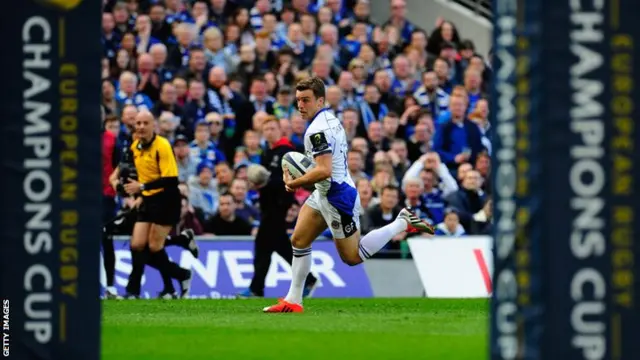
115,71,153,112
189,121,226,165
432,94,484,170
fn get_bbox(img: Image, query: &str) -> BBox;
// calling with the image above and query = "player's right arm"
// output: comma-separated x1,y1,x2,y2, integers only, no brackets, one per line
285,131,333,190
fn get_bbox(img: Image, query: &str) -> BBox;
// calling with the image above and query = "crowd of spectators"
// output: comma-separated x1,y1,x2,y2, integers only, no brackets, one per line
101,0,494,258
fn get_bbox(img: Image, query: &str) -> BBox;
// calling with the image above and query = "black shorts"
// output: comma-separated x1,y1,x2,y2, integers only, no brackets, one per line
137,190,181,226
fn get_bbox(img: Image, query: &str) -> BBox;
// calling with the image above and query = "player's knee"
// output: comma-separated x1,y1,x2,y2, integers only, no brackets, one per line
290,234,310,250
130,241,146,252
148,240,163,253
340,253,362,266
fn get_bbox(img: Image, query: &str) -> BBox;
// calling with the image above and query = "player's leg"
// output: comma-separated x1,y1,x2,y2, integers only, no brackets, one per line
264,194,327,312
148,223,192,297
333,204,435,265
274,230,318,297
125,221,151,297
284,202,327,303
165,228,199,258
147,193,193,297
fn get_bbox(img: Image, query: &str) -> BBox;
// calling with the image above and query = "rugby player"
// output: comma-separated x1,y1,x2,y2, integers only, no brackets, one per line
263,77,434,313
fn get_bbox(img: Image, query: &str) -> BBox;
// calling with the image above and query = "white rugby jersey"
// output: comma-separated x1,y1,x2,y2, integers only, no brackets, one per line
303,108,355,191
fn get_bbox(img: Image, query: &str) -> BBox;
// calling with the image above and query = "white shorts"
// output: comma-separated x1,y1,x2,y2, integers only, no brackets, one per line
304,189,361,239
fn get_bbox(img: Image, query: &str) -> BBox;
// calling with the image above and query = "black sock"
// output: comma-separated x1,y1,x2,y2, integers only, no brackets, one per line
147,248,176,293
150,249,190,281
126,248,148,295
102,233,116,287
166,234,190,249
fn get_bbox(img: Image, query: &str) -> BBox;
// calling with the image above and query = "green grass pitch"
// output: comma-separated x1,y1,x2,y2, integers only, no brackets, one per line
102,298,488,360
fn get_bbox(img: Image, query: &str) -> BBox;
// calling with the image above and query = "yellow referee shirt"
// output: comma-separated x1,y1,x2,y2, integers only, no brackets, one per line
131,135,179,196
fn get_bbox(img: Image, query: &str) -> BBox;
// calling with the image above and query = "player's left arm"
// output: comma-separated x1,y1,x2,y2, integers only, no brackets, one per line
287,131,332,189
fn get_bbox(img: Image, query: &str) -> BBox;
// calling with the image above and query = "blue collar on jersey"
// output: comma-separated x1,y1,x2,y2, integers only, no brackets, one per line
310,108,329,123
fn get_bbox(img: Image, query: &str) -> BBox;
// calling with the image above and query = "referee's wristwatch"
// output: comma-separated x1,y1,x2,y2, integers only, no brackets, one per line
139,183,146,191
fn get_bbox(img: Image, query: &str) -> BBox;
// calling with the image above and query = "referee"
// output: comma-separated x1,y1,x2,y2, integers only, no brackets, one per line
238,116,317,298
119,110,192,298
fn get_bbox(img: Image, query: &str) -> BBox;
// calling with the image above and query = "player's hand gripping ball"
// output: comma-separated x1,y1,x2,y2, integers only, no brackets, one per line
281,152,331,193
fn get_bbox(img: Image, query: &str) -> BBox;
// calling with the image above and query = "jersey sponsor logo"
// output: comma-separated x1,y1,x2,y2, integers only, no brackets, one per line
331,220,340,229
310,132,329,152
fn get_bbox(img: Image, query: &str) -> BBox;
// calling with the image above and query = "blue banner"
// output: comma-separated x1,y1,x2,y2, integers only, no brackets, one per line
101,239,374,299
0,1,101,359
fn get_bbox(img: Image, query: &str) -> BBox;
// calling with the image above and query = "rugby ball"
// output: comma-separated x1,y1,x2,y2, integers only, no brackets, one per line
281,152,331,193
247,164,271,188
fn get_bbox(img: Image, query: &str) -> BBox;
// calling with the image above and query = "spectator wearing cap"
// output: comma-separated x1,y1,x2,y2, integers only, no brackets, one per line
433,95,485,170
413,71,450,121
445,170,489,234
189,160,221,223
273,86,296,120
204,112,232,157
167,23,197,69
203,27,237,74
151,82,185,124
183,79,215,133
173,134,198,183
190,121,227,165
115,71,153,111
435,209,466,236
433,57,453,94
